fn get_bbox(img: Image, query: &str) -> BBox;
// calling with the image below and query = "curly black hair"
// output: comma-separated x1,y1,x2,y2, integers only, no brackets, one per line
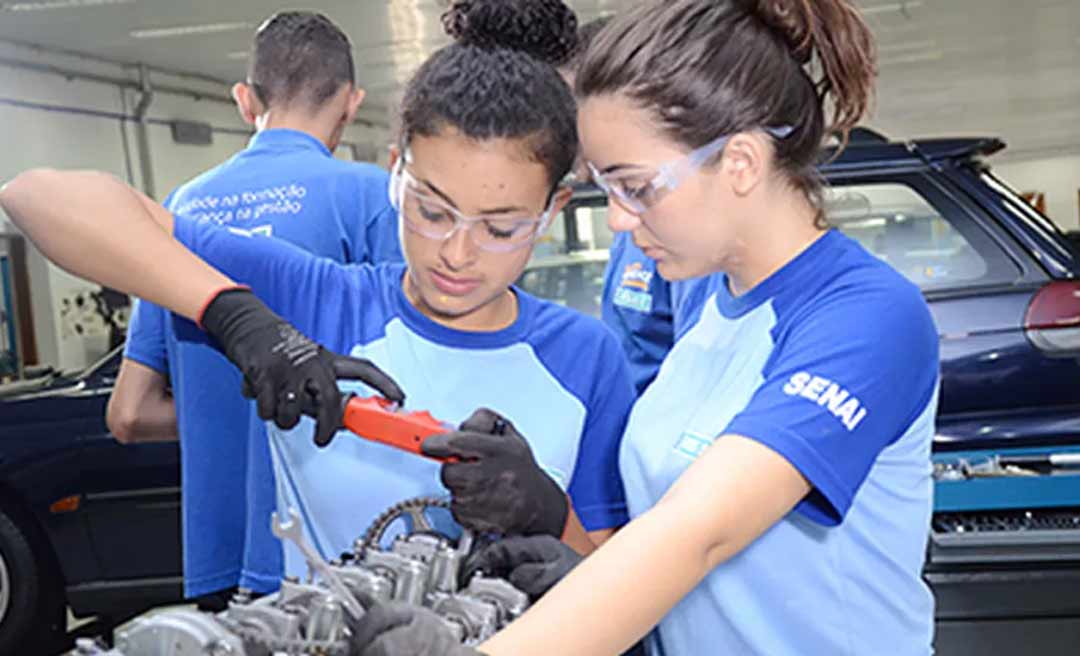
398,0,579,188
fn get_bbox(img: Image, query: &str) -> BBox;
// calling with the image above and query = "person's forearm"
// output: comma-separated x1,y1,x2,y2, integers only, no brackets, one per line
128,396,179,442
106,362,179,444
480,435,810,656
562,508,600,554
108,393,178,443
0,169,231,319
586,527,615,548
480,495,712,656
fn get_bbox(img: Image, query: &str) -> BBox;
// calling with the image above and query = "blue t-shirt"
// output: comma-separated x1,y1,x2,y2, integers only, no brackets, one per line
123,128,401,597
601,232,710,395
621,230,939,655
171,219,635,584
124,296,170,375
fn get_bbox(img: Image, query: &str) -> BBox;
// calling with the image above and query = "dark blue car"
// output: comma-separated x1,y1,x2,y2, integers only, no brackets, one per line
0,350,180,653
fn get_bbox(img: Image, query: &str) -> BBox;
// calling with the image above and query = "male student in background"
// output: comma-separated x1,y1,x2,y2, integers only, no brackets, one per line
106,10,401,609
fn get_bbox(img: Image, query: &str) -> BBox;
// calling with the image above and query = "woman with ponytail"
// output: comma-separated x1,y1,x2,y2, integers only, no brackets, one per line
353,1,938,655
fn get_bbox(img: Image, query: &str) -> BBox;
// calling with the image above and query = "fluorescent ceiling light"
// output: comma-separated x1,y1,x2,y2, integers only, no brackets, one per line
131,21,251,39
861,1,924,16
880,50,944,66
844,217,888,229
1,0,133,10
226,51,249,60
879,39,935,54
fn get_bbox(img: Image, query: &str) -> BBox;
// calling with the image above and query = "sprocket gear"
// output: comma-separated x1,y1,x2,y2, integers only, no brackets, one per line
359,495,452,551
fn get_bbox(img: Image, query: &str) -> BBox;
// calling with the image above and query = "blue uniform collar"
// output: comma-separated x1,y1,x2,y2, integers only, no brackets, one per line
714,229,842,319
247,128,332,157
387,263,536,349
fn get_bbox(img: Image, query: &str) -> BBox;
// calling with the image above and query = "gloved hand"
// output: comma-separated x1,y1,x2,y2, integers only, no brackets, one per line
421,408,568,537
463,535,582,600
347,603,481,656
200,287,404,447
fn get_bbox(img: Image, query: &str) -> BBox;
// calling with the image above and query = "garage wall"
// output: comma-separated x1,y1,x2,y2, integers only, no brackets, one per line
0,41,391,371
994,155,1080,233
0,48,132,370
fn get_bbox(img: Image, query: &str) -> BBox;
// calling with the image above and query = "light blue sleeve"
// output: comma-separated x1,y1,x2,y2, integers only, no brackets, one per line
670,274,719,341
122,298,169,375
724,278,939,526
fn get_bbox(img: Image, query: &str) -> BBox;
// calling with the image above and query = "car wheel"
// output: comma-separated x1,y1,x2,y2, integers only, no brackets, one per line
0,506,63,654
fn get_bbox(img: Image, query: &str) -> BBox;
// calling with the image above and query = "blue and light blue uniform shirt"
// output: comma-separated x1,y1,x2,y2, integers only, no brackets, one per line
124,128,400,597
170,219,634,582
621,230,939,655
601,232,709,394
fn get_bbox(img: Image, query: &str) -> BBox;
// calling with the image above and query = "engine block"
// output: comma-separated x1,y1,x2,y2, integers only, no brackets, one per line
73,497,528,655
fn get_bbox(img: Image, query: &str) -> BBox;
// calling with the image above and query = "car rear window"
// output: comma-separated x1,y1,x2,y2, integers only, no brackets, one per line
825,180,1017,291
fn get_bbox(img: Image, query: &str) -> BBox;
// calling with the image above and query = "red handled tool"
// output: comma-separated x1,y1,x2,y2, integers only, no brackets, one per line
341,395,454,462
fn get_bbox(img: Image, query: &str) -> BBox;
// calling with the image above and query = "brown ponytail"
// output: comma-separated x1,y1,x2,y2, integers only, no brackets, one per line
576,0,878,214
752,0,877,138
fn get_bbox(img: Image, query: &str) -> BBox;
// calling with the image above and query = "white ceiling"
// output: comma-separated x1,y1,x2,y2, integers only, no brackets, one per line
0,0,1078,159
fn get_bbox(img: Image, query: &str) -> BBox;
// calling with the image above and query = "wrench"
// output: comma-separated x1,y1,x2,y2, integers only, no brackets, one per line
271,508,366,620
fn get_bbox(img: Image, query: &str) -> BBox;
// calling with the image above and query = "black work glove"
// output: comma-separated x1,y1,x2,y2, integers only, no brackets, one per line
463,535,582,601
347,603,481,656
200,288,404,447
422,408,569,537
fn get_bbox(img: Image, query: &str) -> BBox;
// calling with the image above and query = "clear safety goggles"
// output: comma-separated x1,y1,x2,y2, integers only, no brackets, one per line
587,126,794,216
389,157,556,254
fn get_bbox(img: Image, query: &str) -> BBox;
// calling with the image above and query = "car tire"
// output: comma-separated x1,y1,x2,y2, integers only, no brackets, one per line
0,506,64,654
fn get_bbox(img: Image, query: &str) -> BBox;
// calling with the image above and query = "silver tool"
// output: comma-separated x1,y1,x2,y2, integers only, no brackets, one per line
271,508,365,620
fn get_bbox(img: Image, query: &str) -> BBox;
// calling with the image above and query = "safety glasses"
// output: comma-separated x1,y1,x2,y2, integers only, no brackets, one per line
389,158,556,254
587,126,794,216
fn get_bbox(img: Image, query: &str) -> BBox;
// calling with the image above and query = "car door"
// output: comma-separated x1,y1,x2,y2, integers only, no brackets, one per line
64,351,182,612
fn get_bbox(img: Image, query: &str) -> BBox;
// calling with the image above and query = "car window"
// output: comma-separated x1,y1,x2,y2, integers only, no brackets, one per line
577,204,612,251
530,203,569,259
825,181,1014,291
517,257,608,317
981,172,1080,266
518,196,610,317
520,175,1021,313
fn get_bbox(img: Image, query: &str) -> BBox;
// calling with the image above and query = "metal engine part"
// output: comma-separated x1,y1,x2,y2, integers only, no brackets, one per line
73,497,528,655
